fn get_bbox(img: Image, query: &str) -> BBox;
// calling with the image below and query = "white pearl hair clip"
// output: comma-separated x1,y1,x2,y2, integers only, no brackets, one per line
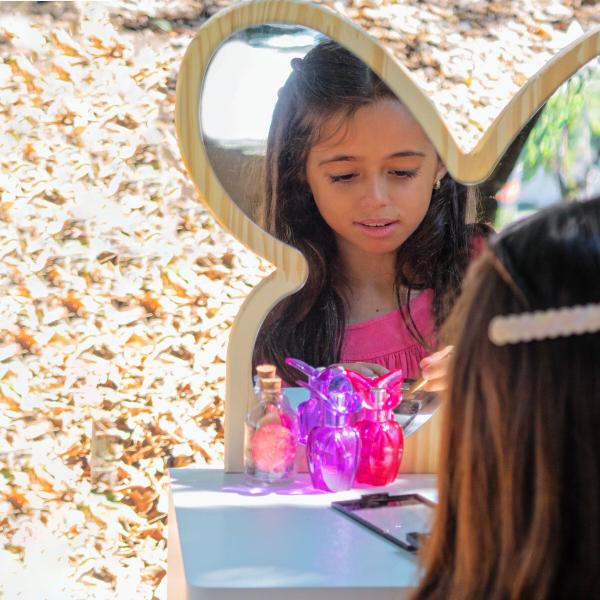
488,303,600,346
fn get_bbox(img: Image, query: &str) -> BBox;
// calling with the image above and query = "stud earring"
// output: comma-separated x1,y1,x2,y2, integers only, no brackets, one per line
434,179,441,190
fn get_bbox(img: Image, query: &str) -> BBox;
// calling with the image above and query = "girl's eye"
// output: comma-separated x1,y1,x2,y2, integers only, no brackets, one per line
390,169,417,179
329,173,357,183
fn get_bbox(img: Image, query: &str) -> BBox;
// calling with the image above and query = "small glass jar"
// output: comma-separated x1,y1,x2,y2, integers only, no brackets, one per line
244,377,298,485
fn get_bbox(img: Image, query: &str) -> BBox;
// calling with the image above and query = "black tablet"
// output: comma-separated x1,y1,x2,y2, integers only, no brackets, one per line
331,492,436,552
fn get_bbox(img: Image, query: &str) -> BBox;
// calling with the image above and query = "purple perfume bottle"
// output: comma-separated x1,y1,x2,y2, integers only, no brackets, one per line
285,358,352,444
306,389,362,492
355,387,404,486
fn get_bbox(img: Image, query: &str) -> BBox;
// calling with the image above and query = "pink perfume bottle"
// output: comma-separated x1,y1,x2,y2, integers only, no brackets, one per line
244,377,298,485
345,369,405,407
306,390,362,492
355,387,404,486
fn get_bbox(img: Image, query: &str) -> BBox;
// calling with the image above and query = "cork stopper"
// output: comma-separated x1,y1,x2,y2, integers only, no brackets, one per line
256,364,277,380
261,377,282,392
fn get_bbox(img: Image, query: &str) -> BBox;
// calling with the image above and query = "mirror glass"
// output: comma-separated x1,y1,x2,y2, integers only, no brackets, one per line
200,24,598,438
202,25,325,221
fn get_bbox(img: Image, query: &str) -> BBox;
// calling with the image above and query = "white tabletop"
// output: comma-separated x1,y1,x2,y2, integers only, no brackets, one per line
168,468,437,599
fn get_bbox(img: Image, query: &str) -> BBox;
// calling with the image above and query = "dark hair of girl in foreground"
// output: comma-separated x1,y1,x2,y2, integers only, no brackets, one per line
413,196,600,600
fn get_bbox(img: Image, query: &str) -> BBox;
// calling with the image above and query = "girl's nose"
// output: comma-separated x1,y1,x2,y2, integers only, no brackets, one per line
360,176,389,208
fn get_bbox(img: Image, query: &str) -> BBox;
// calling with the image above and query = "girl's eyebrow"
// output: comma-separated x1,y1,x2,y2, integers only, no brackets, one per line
318,150,426,167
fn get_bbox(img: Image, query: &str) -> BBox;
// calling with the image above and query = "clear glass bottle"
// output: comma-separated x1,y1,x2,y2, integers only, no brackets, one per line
244,376,298,485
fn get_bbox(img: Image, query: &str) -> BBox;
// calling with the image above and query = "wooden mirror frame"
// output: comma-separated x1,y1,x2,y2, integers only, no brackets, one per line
175,0,600,472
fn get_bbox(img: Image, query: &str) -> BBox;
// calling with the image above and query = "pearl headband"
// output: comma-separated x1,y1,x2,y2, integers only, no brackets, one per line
489,303,600,345
486,249,600,345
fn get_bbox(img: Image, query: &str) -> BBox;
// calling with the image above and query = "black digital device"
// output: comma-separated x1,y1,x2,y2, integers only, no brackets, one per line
331,492,436,552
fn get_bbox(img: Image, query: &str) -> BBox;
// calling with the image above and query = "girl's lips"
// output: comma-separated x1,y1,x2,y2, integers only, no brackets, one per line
354,219,400,239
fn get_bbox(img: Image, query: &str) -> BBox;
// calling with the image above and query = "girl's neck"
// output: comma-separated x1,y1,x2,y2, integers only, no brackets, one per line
337,242,399,323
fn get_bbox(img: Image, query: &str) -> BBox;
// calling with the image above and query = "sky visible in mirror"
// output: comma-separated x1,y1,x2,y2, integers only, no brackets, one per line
202,27,322,146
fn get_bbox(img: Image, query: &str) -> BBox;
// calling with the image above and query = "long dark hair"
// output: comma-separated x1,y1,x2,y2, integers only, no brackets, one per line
413,197,600,600
254,40,484,382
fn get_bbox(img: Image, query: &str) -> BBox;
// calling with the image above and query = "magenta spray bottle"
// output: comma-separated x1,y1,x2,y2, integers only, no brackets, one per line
345,370,405,486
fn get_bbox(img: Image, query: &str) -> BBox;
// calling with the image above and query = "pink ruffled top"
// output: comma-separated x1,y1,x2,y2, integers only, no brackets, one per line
340,289,435,379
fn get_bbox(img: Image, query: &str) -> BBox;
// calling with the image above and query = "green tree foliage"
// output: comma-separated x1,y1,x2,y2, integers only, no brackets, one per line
520,59,600,198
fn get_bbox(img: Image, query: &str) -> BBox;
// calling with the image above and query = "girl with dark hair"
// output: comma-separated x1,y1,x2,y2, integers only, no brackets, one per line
413,197,600,600
254,40,489,386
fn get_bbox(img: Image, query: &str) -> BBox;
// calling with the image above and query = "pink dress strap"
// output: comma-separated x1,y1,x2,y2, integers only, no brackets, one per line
341,289,435,379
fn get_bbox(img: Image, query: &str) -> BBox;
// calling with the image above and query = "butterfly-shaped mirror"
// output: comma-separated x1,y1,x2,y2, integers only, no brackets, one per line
176,0,600,472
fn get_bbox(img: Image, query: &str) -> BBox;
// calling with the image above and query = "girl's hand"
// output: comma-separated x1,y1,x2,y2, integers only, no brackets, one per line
419,345,453,392
338,362,389,378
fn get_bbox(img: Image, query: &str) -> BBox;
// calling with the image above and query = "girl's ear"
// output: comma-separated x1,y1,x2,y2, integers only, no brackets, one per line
435,162,448,183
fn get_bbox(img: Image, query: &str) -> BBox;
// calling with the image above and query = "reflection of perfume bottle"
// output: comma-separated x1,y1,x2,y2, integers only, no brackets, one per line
285,358,352,444
307,390,362,492
355,388,404,486
244,377,298,485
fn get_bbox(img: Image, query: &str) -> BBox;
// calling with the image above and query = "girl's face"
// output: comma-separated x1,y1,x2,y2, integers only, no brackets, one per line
306,98,446,256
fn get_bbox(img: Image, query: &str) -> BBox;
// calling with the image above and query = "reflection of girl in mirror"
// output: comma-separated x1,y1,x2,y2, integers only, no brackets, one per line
413,197,600,599
254,41,490,387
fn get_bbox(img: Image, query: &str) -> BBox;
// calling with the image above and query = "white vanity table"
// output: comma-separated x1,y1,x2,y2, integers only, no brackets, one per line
168,469,436,599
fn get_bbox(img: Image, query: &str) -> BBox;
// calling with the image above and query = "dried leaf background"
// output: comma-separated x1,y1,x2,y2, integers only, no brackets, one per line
0,1,598,599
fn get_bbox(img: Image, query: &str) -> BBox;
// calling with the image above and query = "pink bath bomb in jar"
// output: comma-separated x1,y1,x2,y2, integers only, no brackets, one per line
251,423,295,472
